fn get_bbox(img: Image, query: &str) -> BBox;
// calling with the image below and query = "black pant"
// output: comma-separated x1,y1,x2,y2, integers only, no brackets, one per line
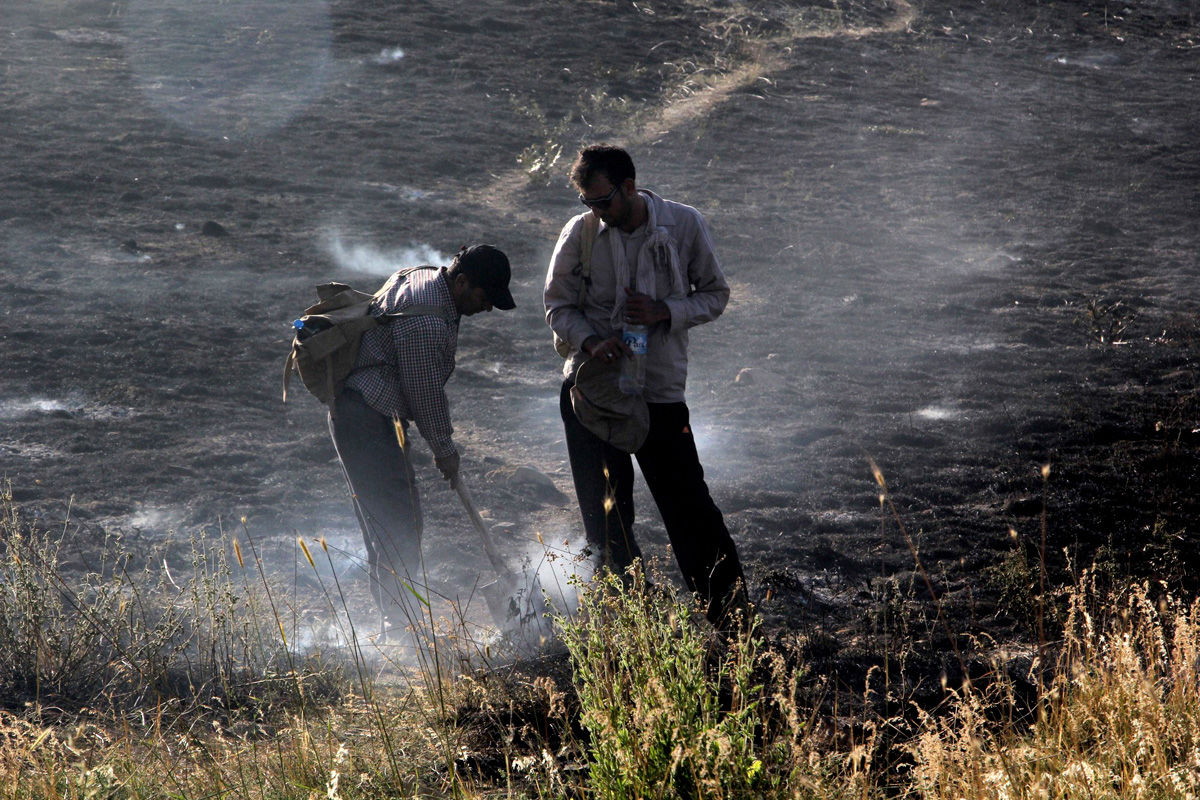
560,380,746,626
328,389,424,630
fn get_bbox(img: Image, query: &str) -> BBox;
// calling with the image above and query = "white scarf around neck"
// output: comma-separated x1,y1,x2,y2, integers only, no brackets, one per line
607,191,687,329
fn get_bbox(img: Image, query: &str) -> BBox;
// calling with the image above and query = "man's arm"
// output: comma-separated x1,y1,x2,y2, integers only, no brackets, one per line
544,216,602,354
394,316,456,462
662,210,730,331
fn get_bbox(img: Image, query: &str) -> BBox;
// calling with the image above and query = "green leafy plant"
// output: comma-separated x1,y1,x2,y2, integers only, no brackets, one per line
984,530,1039,637
557,562,843,799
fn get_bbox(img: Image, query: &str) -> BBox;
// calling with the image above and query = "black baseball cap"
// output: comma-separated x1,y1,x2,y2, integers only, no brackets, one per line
455,244,516,310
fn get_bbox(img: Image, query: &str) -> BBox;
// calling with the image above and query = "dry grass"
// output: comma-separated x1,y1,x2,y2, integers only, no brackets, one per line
3,478,1200,799
909,573,1200,800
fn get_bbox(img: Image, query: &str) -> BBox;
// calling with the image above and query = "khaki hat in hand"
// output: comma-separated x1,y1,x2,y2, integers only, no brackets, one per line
569,356,650,454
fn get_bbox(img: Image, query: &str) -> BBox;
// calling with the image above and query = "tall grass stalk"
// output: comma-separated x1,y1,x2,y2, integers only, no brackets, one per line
869,458,968,679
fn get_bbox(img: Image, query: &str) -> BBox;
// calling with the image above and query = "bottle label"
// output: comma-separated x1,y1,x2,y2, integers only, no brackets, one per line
623,327,648,356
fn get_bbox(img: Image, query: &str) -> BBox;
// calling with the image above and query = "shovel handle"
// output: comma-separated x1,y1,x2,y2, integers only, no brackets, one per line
454,478,512,578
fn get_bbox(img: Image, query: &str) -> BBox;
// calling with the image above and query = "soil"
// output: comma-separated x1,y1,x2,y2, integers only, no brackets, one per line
2,0,1199,686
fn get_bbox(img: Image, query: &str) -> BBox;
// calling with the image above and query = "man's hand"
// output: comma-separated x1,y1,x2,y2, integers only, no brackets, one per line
623,289,670,326
583,334,629,364
435,451,460,486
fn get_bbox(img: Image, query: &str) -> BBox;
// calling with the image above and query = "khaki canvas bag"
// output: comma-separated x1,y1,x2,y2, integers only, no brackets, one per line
282,267,450,408
553,213,600,358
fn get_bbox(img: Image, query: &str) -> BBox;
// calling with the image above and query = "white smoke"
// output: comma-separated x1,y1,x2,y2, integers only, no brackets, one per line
524,532,589,620
372,47,405,65
324,236,448,277
0,397,72,420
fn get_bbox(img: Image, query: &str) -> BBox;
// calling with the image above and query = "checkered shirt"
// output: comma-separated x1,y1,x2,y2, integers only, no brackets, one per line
344,266,460,460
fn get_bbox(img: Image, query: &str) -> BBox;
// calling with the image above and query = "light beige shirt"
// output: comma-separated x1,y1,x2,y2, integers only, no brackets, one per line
544,190,729,403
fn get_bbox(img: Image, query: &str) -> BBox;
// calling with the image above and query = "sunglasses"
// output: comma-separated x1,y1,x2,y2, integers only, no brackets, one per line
579,184,622,210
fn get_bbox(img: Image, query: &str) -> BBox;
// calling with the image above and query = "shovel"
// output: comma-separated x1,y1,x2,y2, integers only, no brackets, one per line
454,477,550,640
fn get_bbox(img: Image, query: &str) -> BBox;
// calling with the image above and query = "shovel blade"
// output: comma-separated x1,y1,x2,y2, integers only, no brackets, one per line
479,570,553,647
455,477,555,650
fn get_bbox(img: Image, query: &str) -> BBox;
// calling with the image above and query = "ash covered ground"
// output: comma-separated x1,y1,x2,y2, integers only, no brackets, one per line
2,0,1199,673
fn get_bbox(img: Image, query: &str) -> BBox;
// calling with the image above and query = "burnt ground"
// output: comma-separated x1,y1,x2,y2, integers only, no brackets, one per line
2,0,1199,699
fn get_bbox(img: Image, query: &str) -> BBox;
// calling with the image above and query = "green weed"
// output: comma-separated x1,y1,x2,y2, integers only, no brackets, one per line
556,562,850,799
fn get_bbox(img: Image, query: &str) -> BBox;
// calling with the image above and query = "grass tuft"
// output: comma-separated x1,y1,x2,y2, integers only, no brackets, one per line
556,561,853,799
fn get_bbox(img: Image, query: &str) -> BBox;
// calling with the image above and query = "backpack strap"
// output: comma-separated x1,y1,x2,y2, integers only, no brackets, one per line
378,303,455,324
348,275,457,380
576,214,599,308
552,215,601,358
372,265,457,324
371,265,440,306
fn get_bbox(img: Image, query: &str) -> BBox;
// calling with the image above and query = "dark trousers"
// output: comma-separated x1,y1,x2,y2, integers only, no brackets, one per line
329,389,424,630
560,380,747,627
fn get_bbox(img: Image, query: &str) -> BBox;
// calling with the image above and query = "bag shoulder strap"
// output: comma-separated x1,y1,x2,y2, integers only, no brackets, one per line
576,214,599,309
372,265,454,322
379,303,455,323
396,264,441,281
371,264,440,301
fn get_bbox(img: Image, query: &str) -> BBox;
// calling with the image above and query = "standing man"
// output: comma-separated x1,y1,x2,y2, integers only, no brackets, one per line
332,244,516,641
544,144,748,630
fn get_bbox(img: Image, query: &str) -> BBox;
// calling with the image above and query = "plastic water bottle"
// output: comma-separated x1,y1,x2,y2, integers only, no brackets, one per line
292,318,330,342
619,323,648,395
